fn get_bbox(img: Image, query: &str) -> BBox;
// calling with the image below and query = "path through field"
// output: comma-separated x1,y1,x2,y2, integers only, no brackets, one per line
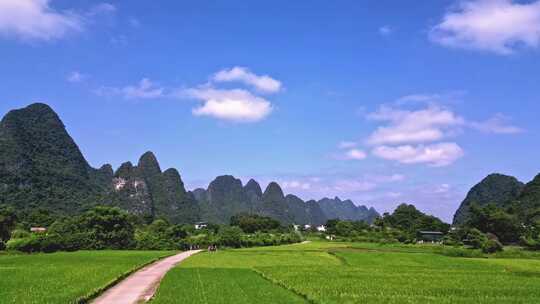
92,250,201,304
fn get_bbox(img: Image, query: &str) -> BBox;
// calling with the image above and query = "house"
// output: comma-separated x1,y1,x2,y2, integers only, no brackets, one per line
304,224,311,230
417,231,444,243
316,225,326,232
194,222,208,230
30,227,47,233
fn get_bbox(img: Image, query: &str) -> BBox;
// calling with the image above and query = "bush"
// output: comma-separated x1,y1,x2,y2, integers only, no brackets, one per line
463,228,488,249
7,236,43,253
11,229,31,239
482,239,503,254
520,235,540,251
0,241,5,251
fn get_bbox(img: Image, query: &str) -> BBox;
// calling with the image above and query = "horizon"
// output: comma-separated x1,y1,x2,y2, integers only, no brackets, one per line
2,0,540,222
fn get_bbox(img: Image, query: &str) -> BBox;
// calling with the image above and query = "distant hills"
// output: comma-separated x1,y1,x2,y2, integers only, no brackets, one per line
0,103,379,225
453,173,540,225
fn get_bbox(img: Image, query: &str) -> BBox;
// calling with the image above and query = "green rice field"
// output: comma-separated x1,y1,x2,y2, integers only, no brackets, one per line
152,241,540,304
0,250,174,304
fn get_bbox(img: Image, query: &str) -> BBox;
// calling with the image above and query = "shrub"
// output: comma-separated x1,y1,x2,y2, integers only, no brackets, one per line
520,235,540,251
0,241,5,251
11,229,31,239
7,236,43,253
463,228,488,249
482,239,503,254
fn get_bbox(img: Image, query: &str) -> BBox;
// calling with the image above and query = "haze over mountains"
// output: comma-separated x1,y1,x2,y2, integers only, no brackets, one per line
0,103,379,225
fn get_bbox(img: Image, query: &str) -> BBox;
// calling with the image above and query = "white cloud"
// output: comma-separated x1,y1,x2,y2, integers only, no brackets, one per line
379,25,394,35
470,113,524,134
186,88,272,122
430,0,540,54
343,149,367,160
87,3,116,16
338,141,358,149
0,1,115,41
0,0,83,41
366,105,465,145
372,142,464,167
97,78,164,99
212,67,282,93
334,180,377,192
67,71,85,83
121,78,164,99
282,180,312,190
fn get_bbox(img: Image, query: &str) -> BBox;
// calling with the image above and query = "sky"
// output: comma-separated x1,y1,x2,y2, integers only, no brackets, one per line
1,0,539,222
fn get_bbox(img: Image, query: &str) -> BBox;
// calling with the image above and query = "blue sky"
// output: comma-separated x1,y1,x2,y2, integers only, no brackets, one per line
1,0,539,221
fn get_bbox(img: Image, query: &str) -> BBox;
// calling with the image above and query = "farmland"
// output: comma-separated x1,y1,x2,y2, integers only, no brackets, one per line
0,250,174,303
152,241,540,304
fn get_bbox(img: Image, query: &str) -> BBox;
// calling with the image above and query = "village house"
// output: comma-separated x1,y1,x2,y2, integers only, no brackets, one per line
194,222,208,230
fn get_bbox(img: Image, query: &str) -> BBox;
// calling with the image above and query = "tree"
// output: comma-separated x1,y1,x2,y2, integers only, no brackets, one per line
218,226,243,248
230,213,281,233
80,206,135,249
466,204,522,243
0,205,17,243
376,204,450,241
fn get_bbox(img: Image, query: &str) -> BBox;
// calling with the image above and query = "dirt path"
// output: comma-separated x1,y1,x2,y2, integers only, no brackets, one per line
92,250,202,304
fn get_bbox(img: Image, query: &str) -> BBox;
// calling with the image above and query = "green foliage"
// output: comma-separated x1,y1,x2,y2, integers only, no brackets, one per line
482,239,504,254
0,205,17,242
375,204,450,241
134,219,188,250
230,213,281,233
80,206,135,249
453,173,524,225
7,206,135,253
466,204,522,243
464,228,489,249
218,226,244,248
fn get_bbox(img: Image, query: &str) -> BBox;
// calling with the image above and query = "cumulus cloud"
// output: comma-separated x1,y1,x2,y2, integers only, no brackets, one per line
186,88,272,122
96,78,164,99
430,0,540,54
343,149,367,160
366,105,465,145
212,67,282,93
0,0,115,41
372,142,465,167
470,113,524,134
0,0,82,41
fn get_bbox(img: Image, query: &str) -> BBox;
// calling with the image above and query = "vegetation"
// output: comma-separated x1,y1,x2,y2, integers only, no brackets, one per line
0,250,173,303
153,241,540,304
230,213,281,233
4,206,301,254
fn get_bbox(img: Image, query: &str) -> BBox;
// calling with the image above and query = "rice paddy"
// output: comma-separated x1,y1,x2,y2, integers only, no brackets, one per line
152,241,540,304
0,250,174,303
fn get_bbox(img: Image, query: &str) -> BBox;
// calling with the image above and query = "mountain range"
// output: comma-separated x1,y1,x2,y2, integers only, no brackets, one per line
0,103,379,225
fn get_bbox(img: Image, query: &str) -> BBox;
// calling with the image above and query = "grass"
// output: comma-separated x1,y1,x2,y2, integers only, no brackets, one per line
0,250,174,304
152,241,540,304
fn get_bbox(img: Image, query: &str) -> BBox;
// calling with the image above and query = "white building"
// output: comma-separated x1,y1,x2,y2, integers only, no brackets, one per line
316,225,326,232
194,222,208,230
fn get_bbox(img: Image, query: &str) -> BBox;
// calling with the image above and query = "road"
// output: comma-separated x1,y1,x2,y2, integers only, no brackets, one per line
92,250,202,304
